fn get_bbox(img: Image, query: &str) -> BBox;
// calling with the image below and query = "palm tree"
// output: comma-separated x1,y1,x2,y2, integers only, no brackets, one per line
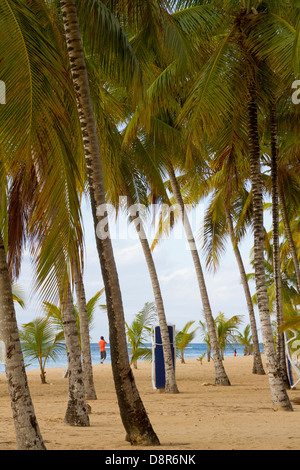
175,0,294,411
19,318,65,384
62,285,90,426
0,232,46,449
59,0,159,445
0,0,80,448
198,320,211,362
125,302,157,369
44,289,105,345
73,261,100,400
236,324,254,356
200,146,265,375
245,40,292,411
215,312,242,360
125,191,179,392
176,321,198,364
166,163,231,386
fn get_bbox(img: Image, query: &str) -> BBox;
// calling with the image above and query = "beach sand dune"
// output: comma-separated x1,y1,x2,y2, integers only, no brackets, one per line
1,356,300,450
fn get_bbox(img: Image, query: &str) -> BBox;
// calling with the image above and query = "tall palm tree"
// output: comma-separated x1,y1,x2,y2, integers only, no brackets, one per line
122,4,232,384
0,232,46,449
0,0,83,448
73,259,98,400
245,50,292,411
188,121,265,375
125,191,179,392
175,0,294,411
269,98,289,387
62,284,90,426
59,0,159,445
85,70,179,394
166,162,231,385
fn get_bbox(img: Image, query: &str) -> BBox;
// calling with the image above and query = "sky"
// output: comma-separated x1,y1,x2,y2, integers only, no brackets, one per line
14,194,266,344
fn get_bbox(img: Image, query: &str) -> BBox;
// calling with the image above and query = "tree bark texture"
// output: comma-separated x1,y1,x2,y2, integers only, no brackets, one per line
224,206,265,375
63,285,90,426
270,101,289,388
73,262,98,400
167,162,231,386
247,78,292,410
0,233,46,449
126,191,179,394
60,0,159,445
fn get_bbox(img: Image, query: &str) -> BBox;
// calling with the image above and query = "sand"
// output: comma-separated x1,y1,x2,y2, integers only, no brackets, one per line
0,355,300,450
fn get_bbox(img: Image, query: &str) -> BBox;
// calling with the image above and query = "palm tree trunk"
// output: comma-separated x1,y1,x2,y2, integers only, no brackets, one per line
224,206,265,375
126,192,179,394
73,261,97,400
270,100,289,388
247,77,292,410
63,285,90,426
60,0,159,445
278,184,300,294
0,232,46,450
167,162,231,386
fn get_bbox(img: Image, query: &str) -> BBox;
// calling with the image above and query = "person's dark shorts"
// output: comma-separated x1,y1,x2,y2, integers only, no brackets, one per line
101,351,106,360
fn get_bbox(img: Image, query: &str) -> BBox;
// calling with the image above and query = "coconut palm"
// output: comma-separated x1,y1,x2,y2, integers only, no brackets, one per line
58,0,160,445
0,231,46,449
125,302,157,369
43,289,104,342
87,79,179,394
236,324,254,356
0,0,81,448
176,321,198,363
122,14,232,385
0,0,93,431
198,320,211,362
19,318,66,385
200,148,265,374
174,0,296,411
215,312,243,360
72,264,102,400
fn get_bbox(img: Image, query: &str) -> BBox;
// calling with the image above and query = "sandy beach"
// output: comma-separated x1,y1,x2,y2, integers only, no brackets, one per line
1,356,300,451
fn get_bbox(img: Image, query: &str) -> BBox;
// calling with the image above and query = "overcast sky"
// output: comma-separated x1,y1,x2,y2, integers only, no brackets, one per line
14,195,267,344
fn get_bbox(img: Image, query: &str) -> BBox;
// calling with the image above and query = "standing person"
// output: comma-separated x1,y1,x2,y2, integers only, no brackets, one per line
99,336,107,364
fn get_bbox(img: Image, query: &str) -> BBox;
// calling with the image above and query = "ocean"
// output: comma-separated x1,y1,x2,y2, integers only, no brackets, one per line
0,343,264,373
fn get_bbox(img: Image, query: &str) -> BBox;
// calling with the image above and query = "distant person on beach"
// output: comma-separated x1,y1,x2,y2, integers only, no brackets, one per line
99,336,107,364
234,349,237,357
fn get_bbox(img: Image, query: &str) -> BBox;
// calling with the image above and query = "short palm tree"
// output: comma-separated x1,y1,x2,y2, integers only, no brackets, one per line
125,302,157,369
19,318,66,384
43,290,104,345
198,320,212,362
215,312,243,360
176,321,198,364
236,324,254,357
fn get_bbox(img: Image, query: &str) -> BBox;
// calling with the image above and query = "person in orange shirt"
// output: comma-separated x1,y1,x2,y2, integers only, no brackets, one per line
99,336,107,364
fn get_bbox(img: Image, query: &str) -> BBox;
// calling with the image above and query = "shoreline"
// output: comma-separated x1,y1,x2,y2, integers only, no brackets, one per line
1,356,300,450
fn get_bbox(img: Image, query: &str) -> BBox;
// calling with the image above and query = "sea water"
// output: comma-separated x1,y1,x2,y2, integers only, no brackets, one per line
0,343,264,373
